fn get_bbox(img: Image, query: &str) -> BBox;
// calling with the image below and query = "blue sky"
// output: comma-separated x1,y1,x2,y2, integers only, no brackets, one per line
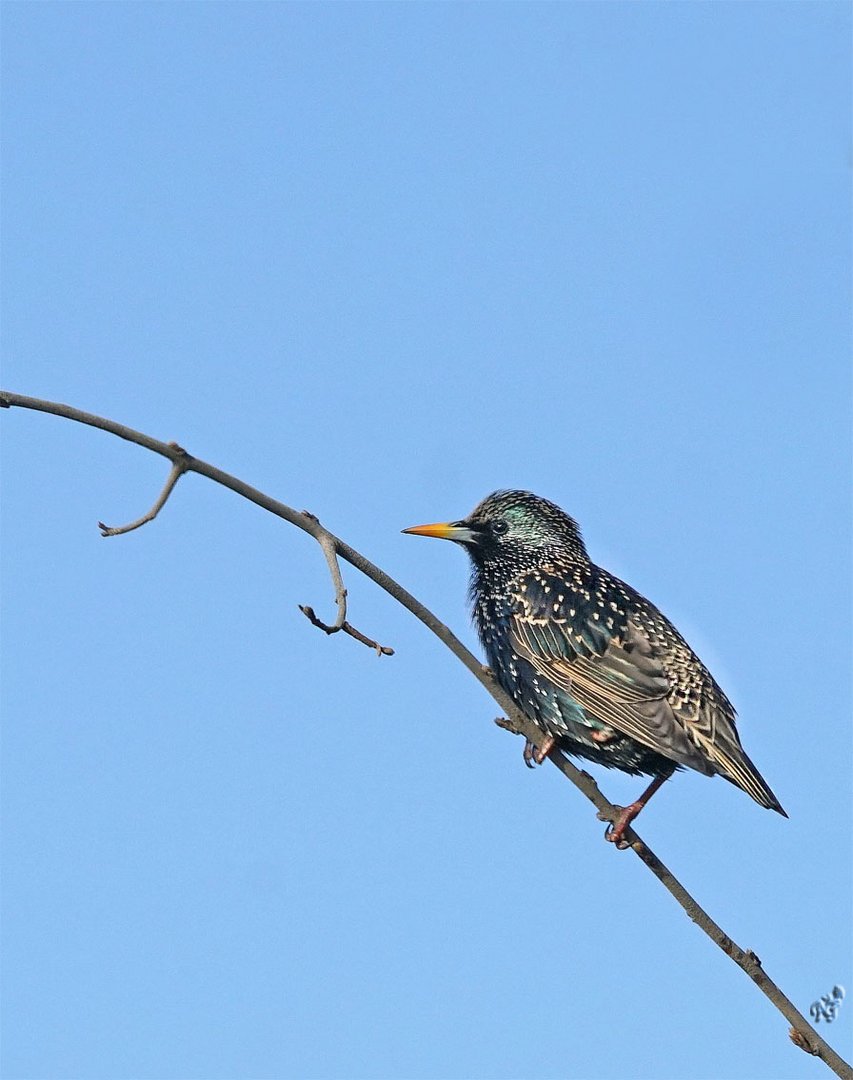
2,4,850,1079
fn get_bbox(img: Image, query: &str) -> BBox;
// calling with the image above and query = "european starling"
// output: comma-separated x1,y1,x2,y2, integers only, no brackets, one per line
404,490,786,845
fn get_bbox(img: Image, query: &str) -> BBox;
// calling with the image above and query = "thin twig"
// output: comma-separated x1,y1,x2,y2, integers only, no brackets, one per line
303,520,348,631
1,389,849,1080
339,621,394,656
299,605,394,656
295,520,394,654
98,447,189,536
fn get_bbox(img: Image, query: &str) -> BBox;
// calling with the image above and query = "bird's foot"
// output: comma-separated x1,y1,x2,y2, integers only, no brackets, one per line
599,770,672,849
602,801,644,850
523,734,555,768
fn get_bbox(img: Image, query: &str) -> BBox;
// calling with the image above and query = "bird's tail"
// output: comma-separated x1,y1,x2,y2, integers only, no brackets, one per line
712,741,787,817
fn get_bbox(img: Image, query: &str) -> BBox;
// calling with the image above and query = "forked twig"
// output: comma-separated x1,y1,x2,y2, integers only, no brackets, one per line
296,515,395,655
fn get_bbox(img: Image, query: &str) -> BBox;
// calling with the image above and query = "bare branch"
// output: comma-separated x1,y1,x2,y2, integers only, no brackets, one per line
2,389,850,1080
0,392,389,653
99,447,189,536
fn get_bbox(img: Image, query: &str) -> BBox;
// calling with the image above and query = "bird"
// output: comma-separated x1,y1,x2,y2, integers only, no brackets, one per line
403,489,786,846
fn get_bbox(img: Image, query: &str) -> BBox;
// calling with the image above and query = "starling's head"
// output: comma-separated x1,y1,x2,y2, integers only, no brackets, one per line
403,490,588,569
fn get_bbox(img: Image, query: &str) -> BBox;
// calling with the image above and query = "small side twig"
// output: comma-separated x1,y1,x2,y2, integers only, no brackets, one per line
305,523,348,631
790,1028,820,1056
298,512,394,656
299,605,394,656
99,445,189,536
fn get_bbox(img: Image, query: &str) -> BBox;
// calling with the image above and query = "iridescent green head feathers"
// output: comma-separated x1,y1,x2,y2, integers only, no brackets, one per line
403,489,588,566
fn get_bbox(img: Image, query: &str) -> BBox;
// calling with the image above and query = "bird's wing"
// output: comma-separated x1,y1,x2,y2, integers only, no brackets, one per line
508,568,715,774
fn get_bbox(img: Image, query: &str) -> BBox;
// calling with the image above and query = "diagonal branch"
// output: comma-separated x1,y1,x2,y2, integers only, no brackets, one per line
1,389,849,1080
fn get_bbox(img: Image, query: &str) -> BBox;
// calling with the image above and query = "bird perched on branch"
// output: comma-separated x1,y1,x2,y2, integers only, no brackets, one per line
404,490,786,846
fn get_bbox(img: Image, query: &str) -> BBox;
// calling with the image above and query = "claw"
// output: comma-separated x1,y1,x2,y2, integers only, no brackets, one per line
523,734,555,768
605,806,640,849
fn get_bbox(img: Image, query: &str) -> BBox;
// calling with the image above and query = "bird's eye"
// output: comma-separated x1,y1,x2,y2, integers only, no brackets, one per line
492,520,509,536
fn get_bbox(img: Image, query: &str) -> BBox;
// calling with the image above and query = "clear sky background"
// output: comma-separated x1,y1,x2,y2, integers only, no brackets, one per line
2,4,851,1080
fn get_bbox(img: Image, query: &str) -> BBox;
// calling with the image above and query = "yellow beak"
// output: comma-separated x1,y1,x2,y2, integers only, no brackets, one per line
402,521,476,544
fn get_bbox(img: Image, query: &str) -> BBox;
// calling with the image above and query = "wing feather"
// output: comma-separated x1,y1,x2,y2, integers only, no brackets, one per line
506,564,784,811
511,613,713,773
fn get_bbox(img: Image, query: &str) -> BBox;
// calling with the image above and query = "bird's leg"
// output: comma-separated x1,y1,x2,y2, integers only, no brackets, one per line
534,734,556,763
605,768,674,848
523,734,555,768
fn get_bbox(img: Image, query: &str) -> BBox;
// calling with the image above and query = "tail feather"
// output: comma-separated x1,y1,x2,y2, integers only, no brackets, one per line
711,742,787,817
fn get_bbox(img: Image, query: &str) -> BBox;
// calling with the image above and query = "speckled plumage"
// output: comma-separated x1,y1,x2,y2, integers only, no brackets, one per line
409,490,785,815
